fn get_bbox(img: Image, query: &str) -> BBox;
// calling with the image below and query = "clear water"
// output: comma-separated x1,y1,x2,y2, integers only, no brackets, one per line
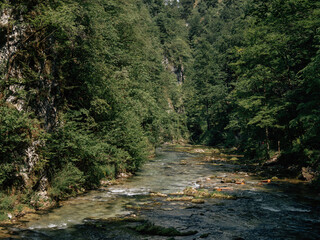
25,148,207,230
3,146,320,239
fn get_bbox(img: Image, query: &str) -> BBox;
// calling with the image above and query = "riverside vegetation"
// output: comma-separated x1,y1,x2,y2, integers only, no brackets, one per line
1,0,320,222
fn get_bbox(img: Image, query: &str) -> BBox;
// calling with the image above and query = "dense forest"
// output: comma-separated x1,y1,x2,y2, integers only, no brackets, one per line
0,0,319,220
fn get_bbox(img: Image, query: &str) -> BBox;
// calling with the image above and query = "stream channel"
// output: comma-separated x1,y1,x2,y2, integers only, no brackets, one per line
2,145,320,239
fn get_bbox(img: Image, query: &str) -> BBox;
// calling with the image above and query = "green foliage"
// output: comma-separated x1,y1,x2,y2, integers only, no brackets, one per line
103,165,116,180
182,0,320,175
184,0,245,144
48,163,85,200
0,193,16,220
0,103,39,189
2,0,319,206
1,0,188,201
228,0,320,162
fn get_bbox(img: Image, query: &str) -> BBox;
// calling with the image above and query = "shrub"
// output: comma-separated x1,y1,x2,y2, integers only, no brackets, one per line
48,163,85,200
0,104,37,190
0,193,16,220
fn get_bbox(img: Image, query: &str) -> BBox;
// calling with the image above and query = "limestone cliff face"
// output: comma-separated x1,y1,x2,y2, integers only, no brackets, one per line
0,9,26,111
0,7,59,198
163,56,185,86
162,55,185,115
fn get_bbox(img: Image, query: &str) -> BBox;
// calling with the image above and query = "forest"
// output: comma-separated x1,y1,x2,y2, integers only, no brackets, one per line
0,0,319,221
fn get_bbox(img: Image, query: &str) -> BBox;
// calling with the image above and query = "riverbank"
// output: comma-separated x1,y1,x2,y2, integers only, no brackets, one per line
0,171,135,238
0,145,157,228
175,144,320,190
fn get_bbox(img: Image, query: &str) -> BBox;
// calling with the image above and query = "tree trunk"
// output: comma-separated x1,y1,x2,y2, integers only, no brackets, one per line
266,127,270,158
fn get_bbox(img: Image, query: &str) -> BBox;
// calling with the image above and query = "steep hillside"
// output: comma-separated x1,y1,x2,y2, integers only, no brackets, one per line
0,0,187,219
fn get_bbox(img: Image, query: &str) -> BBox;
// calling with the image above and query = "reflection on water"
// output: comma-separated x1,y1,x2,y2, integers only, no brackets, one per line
3,146,320,239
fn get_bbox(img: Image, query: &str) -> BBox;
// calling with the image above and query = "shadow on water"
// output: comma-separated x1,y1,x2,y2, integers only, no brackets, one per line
1,146,320,240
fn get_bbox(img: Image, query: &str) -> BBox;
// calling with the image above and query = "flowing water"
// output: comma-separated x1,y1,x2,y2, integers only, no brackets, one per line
2,146,320,239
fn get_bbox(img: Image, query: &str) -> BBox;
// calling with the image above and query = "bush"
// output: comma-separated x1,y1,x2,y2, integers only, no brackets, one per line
103,165,116,179
0,104,37,190
48,163,85,200
0,193,16,220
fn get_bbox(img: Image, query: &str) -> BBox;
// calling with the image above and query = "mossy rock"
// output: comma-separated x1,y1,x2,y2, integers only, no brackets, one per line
211,191,236,200
166,196,193,202
195,189,211,198
150,192,168,197
183,187,198,196
180,187,214,199
182,187,211,198
168,192,184,196
191,199,205,204
125,204,141,210
211,149,220,154
221,178,236,183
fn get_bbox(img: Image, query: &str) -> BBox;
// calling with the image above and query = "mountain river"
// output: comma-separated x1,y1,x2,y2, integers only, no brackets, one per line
1,145,320,239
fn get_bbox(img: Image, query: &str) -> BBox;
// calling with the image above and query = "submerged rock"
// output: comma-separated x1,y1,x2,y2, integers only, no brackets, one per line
125,205,153,211
180,160,188,165
131,221,198,236
200,233,210,238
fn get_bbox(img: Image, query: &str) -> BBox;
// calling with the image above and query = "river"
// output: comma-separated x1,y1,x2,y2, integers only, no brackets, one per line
2,145,320,239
